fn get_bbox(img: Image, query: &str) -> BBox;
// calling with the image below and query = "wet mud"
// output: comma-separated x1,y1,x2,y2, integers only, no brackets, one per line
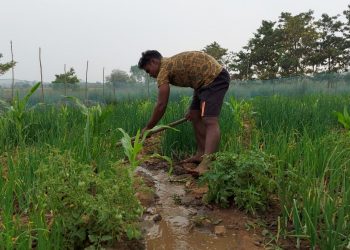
136,165,264,250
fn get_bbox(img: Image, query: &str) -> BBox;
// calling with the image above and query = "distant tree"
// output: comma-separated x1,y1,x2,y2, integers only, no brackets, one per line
315,14,346,73
229,49,254,80
0,53,16,76
106,69,130,97
106,69,130,85
130,65,147,83
277,11,318,76
52,67,79,84
248,20,281,79
202,41,228,65
342,5,350,71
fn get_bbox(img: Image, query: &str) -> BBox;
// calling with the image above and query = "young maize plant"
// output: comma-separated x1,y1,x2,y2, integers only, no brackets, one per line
333,105,350,133
118,125,178,178
0,82,41,145
66,96,103,161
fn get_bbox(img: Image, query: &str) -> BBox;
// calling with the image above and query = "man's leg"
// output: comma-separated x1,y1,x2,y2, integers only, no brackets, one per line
190,109,206,161
190,69,230,175
190,116,220,175
182,109,206,163
203,116,220,154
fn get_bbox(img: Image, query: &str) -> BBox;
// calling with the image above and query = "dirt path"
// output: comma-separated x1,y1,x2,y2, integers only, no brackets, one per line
136,163,266,250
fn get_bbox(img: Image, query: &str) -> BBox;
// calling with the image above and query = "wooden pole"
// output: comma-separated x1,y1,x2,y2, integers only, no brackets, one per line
64,64,67,96
85,60,88,103
39,47,44,102
10,41,15,103
102,67,105,100
10,40,15,102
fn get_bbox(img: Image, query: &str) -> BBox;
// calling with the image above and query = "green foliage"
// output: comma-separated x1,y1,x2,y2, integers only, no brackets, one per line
225,96,255,129
230,9,349,79
1,92,349,249
118,128,148,170
36,149,142,248
118,125,178,172
0,82,41,145
52,67,79,85
201,150,276,214
67,96,106,160
106,69,131,86
0,53,16,75
333,105,350,131
129,65,147,83
202,41,228,65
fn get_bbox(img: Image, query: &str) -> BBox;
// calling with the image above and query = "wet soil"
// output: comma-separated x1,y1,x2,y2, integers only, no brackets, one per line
123,134,301,250
136,163,265,250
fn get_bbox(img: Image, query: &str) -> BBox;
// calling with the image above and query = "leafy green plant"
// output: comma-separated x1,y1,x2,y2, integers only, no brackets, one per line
333,105,350,132
225,96,256,129
201,150,276,214
67,96,104,160
36,149,142,249
118,125,178,172
0,82,41,145
118,128,148,170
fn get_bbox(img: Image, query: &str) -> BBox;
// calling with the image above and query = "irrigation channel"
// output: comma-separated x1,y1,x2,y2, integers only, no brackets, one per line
136,164,263,250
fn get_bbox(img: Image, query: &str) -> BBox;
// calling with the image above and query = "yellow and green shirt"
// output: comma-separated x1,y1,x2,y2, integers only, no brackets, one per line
156,51,223,89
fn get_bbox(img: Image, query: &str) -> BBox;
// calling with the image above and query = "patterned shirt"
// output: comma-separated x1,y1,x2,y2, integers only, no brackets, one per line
156,51,223,89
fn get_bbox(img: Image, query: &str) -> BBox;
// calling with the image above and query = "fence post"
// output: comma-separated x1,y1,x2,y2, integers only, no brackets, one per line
39,47,44,102
85,60,88,103
102,67,105,101
10,40,15,103
64,64,67,96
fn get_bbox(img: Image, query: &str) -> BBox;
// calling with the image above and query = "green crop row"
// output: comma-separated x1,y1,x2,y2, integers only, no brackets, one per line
0,85,349,248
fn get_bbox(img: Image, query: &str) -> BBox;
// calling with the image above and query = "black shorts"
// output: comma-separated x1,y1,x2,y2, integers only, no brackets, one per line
190,68,230,117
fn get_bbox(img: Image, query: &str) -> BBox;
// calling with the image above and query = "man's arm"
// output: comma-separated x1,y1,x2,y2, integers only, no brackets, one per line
144,83,170,130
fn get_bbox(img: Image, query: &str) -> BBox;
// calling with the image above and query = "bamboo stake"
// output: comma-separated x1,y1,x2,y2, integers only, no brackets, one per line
115,117,187,147
85,60,88,103
102,67,105,100
39,47,44,102
10,41,15,103
64,64,67,96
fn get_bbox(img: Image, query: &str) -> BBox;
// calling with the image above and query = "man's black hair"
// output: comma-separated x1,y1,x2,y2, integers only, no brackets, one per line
138,50,162,69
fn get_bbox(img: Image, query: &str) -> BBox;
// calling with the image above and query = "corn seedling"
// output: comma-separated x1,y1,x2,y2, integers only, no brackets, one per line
0,82,40,146
333,105,350,132
66,96,103,161
118,125,178,179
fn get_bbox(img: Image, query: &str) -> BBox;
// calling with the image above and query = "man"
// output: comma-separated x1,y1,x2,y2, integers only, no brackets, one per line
138,50,230,175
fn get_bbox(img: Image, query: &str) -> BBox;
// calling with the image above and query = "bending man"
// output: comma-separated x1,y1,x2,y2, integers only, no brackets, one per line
138,50,230,175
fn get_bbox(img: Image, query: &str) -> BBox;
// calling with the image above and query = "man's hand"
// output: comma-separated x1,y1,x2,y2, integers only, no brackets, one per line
185,110,196,121
141,127,148,136
144,83,170,129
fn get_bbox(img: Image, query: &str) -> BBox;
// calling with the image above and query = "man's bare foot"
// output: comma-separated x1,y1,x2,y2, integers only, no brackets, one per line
179,155,203,164
187,157,211,177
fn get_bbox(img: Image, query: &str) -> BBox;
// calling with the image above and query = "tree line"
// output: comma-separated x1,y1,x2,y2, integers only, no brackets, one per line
209,6,350,80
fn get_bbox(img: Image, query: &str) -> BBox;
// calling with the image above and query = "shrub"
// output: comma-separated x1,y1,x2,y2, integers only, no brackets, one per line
201,150,276,214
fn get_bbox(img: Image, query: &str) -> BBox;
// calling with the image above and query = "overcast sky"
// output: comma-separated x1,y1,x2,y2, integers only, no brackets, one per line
1,0,349,82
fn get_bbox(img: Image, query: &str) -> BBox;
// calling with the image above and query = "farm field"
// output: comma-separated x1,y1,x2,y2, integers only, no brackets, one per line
0,84,349,249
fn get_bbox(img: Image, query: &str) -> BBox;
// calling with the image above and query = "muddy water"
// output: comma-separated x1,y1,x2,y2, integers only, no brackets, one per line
137,167,259,250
